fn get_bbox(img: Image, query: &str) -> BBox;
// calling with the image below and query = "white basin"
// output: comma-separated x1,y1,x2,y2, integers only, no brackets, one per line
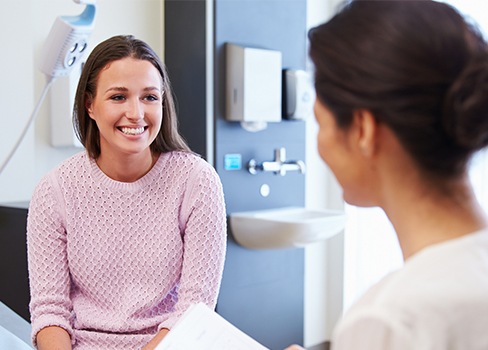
229,207,347,249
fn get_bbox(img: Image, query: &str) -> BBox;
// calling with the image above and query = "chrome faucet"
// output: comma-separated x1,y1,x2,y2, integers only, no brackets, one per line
248,148,306,176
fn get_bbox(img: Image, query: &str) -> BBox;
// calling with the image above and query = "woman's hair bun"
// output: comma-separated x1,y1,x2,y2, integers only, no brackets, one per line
443,53,488,151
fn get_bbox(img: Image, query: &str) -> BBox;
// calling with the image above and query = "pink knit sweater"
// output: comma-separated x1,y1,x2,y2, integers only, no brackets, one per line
27,151,227,349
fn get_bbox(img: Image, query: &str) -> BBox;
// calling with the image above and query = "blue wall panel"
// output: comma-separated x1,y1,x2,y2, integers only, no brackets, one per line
214,1,308,348
166,0,308,347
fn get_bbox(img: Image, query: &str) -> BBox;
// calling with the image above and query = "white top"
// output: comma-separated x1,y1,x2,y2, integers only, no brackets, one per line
332,230,488,350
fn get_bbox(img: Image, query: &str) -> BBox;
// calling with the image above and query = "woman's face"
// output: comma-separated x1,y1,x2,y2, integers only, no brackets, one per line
314,98,375,206
86,57,163,160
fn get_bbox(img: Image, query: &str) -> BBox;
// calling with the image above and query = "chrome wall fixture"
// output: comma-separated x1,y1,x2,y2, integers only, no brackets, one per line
247,147,306,176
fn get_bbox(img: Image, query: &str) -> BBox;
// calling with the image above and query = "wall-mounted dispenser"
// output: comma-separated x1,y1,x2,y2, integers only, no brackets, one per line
225,43,282,132
283,69,315,120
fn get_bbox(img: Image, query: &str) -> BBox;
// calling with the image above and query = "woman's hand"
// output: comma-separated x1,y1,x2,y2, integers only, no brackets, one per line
141,328,170,350
284,345,306,350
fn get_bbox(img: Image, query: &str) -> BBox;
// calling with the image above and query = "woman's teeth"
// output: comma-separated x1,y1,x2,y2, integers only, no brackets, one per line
120,127,145,135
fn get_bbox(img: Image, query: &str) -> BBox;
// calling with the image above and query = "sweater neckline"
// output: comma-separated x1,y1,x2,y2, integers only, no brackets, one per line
86,152,171,191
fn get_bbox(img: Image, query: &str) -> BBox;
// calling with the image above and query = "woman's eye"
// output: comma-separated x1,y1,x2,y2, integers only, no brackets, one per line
110,95,125,101
144,94,159,102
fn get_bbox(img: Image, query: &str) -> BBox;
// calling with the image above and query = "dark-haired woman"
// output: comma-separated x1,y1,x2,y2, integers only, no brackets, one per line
27,35,227,350
287,0,488,349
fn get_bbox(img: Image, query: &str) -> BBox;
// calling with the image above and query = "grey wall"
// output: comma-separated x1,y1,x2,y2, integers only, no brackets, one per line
164,1,208,158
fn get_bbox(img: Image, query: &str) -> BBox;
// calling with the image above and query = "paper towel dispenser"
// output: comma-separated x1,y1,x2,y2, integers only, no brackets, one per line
225,43,282,131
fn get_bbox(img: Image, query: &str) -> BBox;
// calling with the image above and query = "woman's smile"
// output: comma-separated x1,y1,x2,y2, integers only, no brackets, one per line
118,126,148,136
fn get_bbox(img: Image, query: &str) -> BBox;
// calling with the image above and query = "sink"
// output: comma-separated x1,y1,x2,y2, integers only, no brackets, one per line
229,207,347,249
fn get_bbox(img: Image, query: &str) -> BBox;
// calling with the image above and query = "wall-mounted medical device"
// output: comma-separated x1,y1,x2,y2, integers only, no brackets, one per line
40,0,97,147
283,69,315,120
39,0,96,78
0,0,97,174
225,43,282,132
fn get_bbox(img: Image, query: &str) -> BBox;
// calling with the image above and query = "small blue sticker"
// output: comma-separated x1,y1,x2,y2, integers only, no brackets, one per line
224,154,242,171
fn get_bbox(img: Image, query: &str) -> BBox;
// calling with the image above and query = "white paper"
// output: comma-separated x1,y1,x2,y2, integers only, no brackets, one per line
155,303,269,350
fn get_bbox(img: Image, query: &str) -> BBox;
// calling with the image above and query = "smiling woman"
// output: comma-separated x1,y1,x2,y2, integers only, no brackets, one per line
85,57,164,182
26,35,227,350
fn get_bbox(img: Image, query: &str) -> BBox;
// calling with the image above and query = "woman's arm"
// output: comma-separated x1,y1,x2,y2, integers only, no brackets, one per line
159,161,227,330
178,163,227,303
36,326,72,350
27,176,74,345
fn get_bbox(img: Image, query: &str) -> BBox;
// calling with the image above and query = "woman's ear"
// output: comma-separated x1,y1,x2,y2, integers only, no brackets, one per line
85,94,94,119
353,109,378,157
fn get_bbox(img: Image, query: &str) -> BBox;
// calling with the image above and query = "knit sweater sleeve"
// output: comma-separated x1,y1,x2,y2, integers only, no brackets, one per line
158,159,227,330
27,173,74,346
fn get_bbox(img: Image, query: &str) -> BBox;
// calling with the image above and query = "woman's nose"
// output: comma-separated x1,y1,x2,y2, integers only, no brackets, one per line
125,99,144,120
